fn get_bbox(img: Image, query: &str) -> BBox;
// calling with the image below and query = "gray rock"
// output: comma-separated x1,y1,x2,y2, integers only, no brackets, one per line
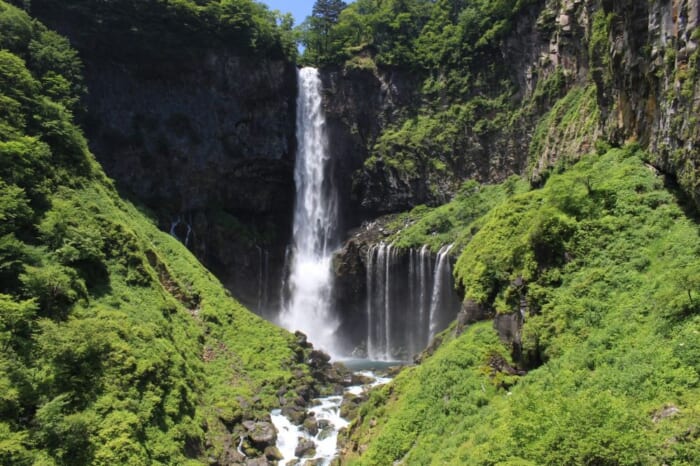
245,458,270,466
264,446,284,461
294,438,316,458
281,406,307,425
303,415,319,436
244,421,277,448
652,405,680,423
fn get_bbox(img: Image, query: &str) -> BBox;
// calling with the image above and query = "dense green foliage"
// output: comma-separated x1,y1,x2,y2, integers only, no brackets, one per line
23,0,298,60
344,147,700,464
303,0,535,71
299,0,565,205
298,0,348,65
385,177,530,252
0,3,310,464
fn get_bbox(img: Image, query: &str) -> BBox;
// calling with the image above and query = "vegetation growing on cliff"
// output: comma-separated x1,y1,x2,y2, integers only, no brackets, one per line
18,0,299,60
298,0,574,210
343,146,700,465
0,2,311,464
303,0,535,71
386,176,530,252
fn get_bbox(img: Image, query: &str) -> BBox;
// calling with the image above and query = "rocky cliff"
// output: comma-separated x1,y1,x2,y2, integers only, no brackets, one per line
319,62,425,221
326,0,699,365
27,1,298,313
595,0,699,204
321,0,699,222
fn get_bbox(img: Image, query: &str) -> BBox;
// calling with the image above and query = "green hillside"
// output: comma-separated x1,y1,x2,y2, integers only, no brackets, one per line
343,146,700,464
1,0,699,464
0,2,311,464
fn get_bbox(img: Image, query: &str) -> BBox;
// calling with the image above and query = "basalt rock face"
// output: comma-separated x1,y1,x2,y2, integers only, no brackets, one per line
595,0,700,205
322,0,700,226
529,0,700,201
28,4,298,313
319,64,423,224
89,55,297,313
317,4,585,221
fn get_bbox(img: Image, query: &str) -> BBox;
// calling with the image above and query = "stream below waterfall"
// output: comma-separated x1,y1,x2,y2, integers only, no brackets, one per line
270,362,394,466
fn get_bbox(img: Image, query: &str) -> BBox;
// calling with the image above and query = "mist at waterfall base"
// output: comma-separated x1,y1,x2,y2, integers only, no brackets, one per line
276,67,461,362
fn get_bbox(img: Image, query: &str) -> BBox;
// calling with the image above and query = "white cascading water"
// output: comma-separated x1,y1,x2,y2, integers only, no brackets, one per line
365,243,460,361
417,244,432,349
428,244,455,339
270,372,391,465
280,67,339,354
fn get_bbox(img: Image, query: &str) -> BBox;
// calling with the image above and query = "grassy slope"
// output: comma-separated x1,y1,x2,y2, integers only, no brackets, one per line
343,147,700,465
0,2,309,464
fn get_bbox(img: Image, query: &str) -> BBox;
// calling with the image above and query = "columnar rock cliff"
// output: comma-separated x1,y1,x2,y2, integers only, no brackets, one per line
80,54,297,313
596,0,699,203
27,1,298,312
321,0,699,220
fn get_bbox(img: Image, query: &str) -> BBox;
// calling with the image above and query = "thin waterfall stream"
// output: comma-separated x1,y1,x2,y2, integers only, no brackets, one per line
365,243,461,361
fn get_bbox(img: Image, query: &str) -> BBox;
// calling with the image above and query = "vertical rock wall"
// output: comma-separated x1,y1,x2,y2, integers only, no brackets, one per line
28,2,299,312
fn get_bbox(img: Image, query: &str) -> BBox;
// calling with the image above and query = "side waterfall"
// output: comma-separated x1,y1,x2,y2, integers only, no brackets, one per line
255,245,269,316
280,68,339,354
365,243,461,361
428,244,455,339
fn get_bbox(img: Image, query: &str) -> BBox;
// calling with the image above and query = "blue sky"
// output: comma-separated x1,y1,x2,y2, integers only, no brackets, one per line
261,1,354,26
261,0,315,25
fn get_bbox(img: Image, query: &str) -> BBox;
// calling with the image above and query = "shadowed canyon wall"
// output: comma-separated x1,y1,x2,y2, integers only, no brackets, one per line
27,0,298,313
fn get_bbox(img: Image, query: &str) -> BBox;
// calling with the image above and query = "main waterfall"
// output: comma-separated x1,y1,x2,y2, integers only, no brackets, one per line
280,68,339,354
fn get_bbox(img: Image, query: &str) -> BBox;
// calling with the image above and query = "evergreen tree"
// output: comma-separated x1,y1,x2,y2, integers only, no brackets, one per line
305,0,347,62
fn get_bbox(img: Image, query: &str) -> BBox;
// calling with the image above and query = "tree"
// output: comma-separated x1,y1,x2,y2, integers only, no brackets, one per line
306,0,347,62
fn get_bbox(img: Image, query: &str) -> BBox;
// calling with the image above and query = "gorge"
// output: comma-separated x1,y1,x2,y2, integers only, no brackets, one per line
0,0,699,465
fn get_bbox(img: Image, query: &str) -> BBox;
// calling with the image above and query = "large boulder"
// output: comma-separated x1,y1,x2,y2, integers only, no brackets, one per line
243,421,277,450
294,438,316,458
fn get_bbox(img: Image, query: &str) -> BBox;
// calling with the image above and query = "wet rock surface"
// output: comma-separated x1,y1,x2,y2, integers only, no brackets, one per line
294,438,316,458
243,421,277,450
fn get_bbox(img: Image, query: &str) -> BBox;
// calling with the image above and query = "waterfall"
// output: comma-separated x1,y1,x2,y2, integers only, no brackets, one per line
366,245,377,358
169,216,194,248
256,246,270,316
280,68,339,355
418,245,431,349
365,243,460,361
276,67,460,361
384,244,393,360
428,244,455,340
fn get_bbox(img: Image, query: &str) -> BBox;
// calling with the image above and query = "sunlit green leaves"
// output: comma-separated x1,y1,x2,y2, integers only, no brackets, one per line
348,147,700,465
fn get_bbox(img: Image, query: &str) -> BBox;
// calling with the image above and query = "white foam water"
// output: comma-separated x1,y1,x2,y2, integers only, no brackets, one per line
271,371,391,465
